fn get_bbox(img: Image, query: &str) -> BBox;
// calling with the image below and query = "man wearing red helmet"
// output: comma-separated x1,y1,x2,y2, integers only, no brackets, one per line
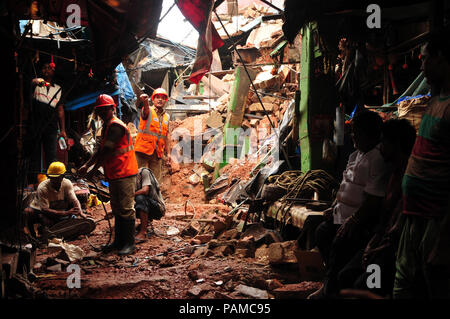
134,88,171,183
78,94,138,256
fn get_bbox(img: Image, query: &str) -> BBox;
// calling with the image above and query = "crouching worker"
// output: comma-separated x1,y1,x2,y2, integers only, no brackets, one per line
24,161,94,241
135,167,166,243
78,94,138,256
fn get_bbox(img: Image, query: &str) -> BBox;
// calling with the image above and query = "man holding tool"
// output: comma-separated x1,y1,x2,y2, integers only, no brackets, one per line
78,94,138,256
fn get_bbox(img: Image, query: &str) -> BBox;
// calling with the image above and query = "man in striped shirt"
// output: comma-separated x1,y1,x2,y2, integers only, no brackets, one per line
394,27,450,299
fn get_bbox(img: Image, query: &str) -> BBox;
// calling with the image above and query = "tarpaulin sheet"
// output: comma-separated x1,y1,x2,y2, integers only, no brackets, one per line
116,63,136,101
65,89,120,111
176,0,224,84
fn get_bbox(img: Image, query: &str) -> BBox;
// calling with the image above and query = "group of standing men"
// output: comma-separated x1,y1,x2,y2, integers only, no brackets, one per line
78,89,171,255
29,58,171,257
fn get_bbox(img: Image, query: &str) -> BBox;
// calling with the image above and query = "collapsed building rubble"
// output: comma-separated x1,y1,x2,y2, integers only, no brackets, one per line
3,0,448,302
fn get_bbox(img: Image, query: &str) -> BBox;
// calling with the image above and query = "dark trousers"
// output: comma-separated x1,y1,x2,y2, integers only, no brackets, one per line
323,234,369,296
338,245,397,297
29,129,57,183
315,219,340,265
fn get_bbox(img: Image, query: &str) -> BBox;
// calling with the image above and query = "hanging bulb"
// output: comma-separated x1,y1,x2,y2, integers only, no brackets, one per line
402,55,408,69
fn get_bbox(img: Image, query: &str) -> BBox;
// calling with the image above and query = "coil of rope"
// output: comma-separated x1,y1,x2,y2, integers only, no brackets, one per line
268,170,338,236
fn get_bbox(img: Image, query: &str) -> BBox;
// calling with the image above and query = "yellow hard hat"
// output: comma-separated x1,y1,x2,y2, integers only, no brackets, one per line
151,88,169,101
47,161,66,177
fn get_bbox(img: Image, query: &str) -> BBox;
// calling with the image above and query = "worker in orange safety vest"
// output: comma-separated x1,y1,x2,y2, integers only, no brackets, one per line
134,88,171,183
78,94,138,256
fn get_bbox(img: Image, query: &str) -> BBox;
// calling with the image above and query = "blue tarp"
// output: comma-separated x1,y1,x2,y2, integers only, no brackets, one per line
65,89,121,111
116,63,135,101
65,63,136,114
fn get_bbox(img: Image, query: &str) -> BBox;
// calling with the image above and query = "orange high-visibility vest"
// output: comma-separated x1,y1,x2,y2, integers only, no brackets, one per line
135,107,170,158
100,116,138,180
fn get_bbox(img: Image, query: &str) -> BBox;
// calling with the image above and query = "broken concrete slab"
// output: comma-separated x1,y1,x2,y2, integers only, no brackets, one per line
268,241,298,265
235,284,269,299
194,234,214,244
241,223,282,247
236,236,255,248
272,282,322,299
212,245,234,257
191,247,208,258
46,264,62,272
218,228,240,241
188,283,212,298
201,73,230,96
159,257,175,268
235,248,255,258
255,245,270,264
206,111,224,129
248,102,274,112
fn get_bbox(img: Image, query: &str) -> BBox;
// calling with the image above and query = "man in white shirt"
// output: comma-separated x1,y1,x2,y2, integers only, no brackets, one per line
309,110,391,298
29,61,67,184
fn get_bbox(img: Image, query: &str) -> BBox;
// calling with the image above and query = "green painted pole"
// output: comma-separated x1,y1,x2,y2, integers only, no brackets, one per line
299,24,312,173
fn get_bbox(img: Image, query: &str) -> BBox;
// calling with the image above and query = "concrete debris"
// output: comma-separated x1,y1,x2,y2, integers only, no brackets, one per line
166,226,180,236
241,223,282,247
272,282,323,299
194,234,214,244
188,284,212,298
234,284,269,299
189,173,202,185
205,111,224,128
159,256,175,268
268,241,298,265
218,229,240,241
266,279,284,291
46,264,62,272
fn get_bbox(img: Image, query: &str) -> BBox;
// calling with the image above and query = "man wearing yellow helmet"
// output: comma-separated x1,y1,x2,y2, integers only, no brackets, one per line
24,161,86,238
134,88,171,183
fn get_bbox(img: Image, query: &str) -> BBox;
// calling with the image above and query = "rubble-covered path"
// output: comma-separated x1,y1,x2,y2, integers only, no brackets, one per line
32,165,321,299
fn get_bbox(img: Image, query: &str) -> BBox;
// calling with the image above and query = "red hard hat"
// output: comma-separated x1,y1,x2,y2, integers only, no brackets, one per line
151,88,169,101
95,94,116,108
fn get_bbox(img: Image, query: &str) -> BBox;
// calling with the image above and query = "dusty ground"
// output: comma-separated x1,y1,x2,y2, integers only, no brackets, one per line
32,164,316,299
33,204,306,299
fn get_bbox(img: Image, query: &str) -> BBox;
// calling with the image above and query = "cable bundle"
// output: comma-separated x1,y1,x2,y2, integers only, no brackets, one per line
269,169,338,200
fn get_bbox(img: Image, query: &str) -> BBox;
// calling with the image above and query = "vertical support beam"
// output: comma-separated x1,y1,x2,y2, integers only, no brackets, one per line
298,22,338,174
222,65,257,162
213,65,257,178
298,24,312,172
